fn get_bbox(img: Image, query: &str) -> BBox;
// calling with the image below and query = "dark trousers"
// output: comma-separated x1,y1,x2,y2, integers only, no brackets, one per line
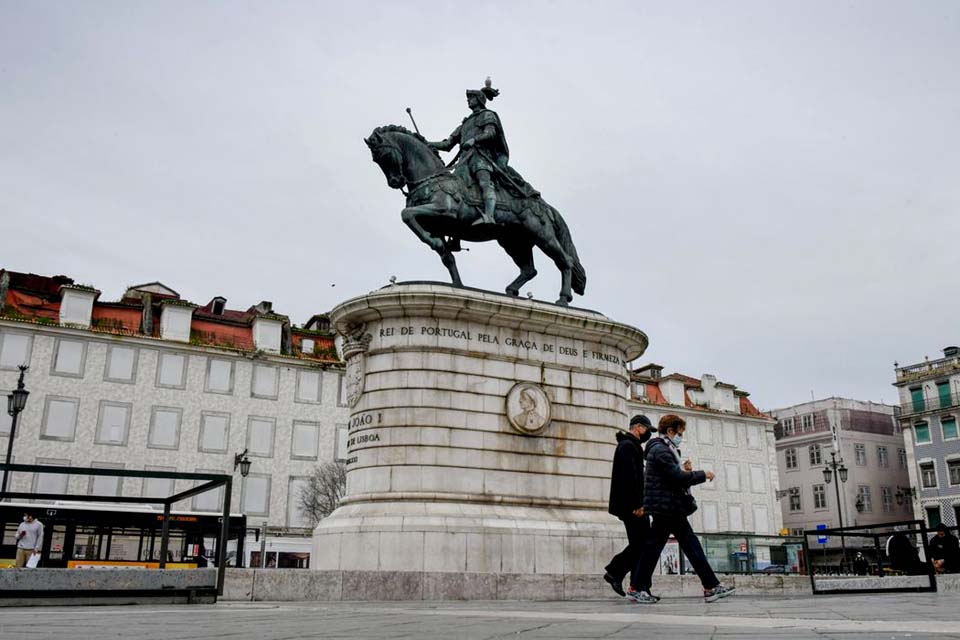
632,514,719,592
605,514,649,582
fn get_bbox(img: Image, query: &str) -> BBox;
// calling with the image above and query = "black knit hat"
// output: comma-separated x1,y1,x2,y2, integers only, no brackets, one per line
629,414,655,431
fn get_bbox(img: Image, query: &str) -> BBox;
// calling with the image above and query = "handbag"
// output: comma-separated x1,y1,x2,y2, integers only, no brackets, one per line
680,492,698,516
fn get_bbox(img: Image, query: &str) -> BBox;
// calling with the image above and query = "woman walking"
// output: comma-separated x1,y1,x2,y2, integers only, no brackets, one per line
628,414,735,604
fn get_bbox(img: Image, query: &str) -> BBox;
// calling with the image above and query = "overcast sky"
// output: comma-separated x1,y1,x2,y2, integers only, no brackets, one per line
2,1,958,410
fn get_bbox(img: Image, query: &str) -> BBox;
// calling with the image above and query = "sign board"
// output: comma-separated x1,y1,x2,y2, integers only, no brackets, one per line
816,523,828,544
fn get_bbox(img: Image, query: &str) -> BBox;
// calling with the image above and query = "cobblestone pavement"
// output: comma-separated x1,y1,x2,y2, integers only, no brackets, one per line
2,592,960,639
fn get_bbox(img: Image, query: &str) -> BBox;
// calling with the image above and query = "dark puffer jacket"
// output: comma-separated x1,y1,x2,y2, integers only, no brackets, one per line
608,430,646,518
642,437,706,517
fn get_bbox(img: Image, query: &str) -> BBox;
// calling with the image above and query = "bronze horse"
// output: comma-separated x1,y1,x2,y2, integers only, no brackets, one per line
365,125,586,305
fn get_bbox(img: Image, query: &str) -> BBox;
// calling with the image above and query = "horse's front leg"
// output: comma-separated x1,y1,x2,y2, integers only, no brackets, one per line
401,202,446,253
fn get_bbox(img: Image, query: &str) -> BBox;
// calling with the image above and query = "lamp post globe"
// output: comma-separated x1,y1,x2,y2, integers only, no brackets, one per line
839,465,849,483
823,467,832,484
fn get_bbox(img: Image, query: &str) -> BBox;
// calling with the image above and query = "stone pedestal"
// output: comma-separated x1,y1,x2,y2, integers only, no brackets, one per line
312,283,647,577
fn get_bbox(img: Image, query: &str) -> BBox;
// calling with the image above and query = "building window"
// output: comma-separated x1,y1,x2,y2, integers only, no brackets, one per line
808,444,822,466
746,425,761,450
205,359,234,394
198,412,230,453
857,485,872,512
0,332,32,369
881,486,893,513
926,506,942,529
51,339,85,377
724,462,741,492
251,364,279,399
88,462,123,497
942,416,958,441
335,424,349,461
783,417,794,435
790,528,804,536
41,396,79,442
728,504,744,531
300,338,315,355
911,387,925,412
242,474,271,516
148,407,182,450
937,381,952,409
785,448,798,470
193,468,224,512
801,414,814,431
32,458,70,495
697,419,714,444
789,492,802,512
914,422,931,444
296,369,322,404
898,448,908,469
142,466,176,498
291,421,320,460
855,443,866,466
877,446,889,468
287,477,311,528
948,460,960,486
94,400,132,446
813,484,827,509
247,416,276,458
753,505,770,534
920,462,937,489
749,464,765,493
338,373,348,407
104,346,137,383
701,502,718,532
156,352,187,389
722,422,738,447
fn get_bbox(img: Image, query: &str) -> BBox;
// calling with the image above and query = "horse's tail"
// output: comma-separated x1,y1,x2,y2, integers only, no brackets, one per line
545,204,586,295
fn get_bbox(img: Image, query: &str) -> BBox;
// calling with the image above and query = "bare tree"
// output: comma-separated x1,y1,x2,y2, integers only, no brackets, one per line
298,461,347,526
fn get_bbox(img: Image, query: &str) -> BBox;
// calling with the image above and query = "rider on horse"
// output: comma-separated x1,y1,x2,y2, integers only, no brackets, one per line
428,78,540,226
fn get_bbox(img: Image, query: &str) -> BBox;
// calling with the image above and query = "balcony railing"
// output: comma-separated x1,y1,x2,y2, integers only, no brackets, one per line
896,356,960,383
899,390,960,417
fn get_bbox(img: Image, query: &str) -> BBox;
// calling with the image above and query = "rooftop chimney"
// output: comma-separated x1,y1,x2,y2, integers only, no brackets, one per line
944,346,959,357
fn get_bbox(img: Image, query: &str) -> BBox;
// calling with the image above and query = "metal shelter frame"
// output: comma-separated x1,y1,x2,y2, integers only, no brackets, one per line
802,519,937,595
0,463,233,595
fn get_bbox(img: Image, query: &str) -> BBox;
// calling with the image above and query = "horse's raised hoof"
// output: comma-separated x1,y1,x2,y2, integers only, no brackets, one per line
506,288,520,297
555,296,571,306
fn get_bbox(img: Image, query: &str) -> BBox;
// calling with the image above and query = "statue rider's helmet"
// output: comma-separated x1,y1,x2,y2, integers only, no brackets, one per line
466,77,500,106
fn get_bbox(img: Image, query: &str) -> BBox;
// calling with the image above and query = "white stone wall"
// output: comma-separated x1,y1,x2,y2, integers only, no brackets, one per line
626,402,782,536
0,321,348,528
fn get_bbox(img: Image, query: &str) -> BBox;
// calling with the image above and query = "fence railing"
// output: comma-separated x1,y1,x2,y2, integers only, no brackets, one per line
900,391,960,417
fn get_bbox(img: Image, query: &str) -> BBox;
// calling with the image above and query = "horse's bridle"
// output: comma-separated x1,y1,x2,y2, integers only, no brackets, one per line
371,140,448,195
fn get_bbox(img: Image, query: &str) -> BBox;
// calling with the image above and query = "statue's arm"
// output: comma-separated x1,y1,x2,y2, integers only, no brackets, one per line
429,126,461,152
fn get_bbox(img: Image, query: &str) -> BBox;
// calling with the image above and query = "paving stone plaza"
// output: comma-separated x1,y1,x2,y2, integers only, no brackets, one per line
2,593,959,639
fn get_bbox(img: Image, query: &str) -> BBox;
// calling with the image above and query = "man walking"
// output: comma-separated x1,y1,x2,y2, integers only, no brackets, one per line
15,510,43,568
604,415,655,597
630,414,735,604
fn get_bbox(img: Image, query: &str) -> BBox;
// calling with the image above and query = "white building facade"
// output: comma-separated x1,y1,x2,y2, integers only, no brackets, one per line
0,272,348,567
771,398,910,539
628,365,783,538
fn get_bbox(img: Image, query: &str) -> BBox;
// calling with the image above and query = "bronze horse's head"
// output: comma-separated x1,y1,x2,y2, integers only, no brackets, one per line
365,130,405,190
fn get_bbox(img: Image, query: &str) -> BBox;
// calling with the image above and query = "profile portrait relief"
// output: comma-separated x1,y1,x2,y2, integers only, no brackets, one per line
505,383,551,435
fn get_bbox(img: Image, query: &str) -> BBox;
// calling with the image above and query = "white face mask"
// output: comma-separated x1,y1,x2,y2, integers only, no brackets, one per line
671,434,683,448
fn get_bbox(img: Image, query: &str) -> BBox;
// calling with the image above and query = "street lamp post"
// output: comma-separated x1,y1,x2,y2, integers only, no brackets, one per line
822,450,849,573
233,449,252,567
2,366,30,499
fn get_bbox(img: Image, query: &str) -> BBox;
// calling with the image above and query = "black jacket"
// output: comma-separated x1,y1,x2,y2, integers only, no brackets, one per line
642,437,706,517
608,431,646,518
929,532,960,571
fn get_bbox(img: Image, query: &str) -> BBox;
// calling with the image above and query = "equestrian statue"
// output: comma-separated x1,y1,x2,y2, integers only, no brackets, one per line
365,78,586,305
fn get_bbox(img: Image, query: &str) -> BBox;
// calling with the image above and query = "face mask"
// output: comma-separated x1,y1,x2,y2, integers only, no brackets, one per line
637,430,652,444
671,434,683,448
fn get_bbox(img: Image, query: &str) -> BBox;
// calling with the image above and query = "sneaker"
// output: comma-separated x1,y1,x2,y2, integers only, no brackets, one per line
703,584,735,603
604,572,626,597
626,588,659,604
